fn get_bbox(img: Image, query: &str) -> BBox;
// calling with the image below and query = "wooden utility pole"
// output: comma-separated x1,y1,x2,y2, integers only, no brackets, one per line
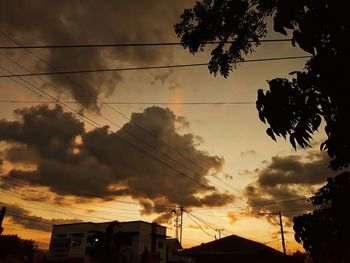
0,206,6,235
278,211,286,255
258,211,286,255
174,217,180,240
180,206,183,245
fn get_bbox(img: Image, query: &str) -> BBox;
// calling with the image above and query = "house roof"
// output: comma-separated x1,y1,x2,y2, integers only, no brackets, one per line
182,234,286,256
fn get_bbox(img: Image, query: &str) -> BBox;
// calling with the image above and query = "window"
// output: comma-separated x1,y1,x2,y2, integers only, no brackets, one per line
158,241,163,249
71,239,82,247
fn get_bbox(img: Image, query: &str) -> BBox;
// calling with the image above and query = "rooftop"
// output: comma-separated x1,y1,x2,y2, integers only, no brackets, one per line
183,234,287,256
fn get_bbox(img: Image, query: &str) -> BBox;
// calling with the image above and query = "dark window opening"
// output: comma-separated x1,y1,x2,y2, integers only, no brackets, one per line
72,239,82,247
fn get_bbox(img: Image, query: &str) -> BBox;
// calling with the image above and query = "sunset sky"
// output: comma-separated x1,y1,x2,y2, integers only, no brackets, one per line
0,1,337,253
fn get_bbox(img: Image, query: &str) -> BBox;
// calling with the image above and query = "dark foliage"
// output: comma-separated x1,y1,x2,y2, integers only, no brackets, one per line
86,222,121,263
175,0,350,170
0,234,35,262
293,172,350,262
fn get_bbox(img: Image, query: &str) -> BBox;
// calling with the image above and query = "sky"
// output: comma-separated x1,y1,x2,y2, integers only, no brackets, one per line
0,0,337,254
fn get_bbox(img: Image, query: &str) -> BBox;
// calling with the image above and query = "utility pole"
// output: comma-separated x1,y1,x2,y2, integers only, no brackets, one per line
0,206,6,235
278,211,286,255
258,211,286,255
180,206,183,245
174,217,180,240
215,229,224,239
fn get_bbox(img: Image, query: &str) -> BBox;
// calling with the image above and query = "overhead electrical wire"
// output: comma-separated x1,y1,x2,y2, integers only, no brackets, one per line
0,99,255,105
0,192,112,222
0,38,293,49
2,177,177,211
185,212,216,238
0,56,311,78
185,210,219,232
2,178,310,221
185,210,284,244
5,212,116,233
1,189,139,221
193,197,310,211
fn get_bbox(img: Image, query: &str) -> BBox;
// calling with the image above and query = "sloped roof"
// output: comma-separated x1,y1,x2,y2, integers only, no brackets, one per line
182,234,285,256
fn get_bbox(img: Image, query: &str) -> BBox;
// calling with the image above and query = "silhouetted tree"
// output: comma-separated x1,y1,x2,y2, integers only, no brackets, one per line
175,0,350,170
293,172,350,262
291,251,309,263
0,234,34,262
87,222,122,263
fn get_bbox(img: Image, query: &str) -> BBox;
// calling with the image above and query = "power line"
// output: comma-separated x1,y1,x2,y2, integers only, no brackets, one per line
185,212,216,238
0,65,103,128
0,194,112,222
0,56,311,78
184,210,258,242
0,190,140,221
184,210,218,231
0,38,292,49
0,99,255,105
5,212,113,234
2,176,177,211
6,212,53,225
191,197,310,215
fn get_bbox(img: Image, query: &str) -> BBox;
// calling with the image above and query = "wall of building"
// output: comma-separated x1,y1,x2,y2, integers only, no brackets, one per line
48,221,167,263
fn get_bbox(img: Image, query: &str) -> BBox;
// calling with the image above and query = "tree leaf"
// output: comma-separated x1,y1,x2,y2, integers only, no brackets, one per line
266,128,276,141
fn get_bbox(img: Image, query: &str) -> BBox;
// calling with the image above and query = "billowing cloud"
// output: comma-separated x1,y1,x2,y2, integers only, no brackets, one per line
0,1,194,109
243,152,338,224
0,105,233,221
2,203,83,232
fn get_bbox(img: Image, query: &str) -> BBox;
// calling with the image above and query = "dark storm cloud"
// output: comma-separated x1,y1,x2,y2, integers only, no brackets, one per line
0,105,84,161
2,202,83,232
243,152,338,223
5,146,40,164
0,1,194,109
257,153,335,186
0,105,233,220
